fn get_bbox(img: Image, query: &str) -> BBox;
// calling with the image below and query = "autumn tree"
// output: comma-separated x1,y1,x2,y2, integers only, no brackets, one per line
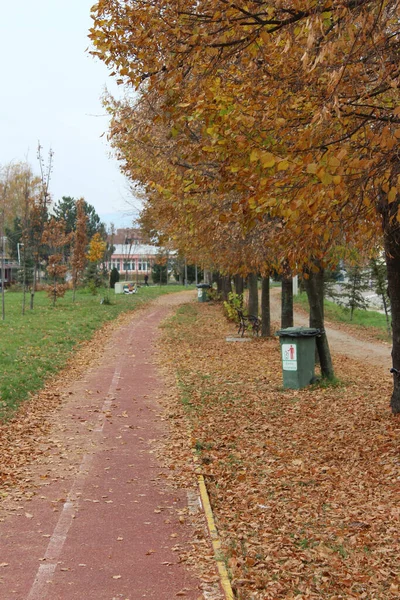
91,57,341,374
86,232,107,292
104,86,339,365
0,163,35,318
0,162,38,230
42,218,72,306
90,1,399,399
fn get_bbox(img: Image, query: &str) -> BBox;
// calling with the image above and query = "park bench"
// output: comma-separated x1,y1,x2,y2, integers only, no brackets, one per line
236,309,262,337
123,283,138,294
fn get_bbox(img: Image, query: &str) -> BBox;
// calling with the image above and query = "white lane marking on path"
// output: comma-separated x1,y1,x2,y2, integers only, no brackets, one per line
27,365,122,600
145,312,157,319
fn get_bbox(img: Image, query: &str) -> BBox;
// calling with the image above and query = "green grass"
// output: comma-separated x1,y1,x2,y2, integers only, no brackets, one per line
0,285,188,418
294,292,391,340
160,303,198,338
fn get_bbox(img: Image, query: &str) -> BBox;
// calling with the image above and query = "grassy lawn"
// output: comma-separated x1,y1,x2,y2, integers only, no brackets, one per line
294,292,391,340
0,285,188,417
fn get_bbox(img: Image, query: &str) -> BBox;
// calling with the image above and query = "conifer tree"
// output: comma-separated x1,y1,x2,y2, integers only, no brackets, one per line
71,199,88,301
370,257,391,334
339,265,370,321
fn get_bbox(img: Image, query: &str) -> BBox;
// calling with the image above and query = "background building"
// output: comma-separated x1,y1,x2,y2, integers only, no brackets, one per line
107,228,159,282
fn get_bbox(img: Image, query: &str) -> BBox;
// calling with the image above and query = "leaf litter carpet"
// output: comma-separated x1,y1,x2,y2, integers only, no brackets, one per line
156,302,400,600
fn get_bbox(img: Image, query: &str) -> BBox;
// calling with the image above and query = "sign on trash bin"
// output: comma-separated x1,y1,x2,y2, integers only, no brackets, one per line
282,344,297,371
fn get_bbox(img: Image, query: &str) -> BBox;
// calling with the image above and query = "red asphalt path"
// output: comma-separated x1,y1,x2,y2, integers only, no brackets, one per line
0,294,204,600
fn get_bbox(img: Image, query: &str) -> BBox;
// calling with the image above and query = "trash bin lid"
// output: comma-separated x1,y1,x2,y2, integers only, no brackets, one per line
276,326,320,337
196,283,211,288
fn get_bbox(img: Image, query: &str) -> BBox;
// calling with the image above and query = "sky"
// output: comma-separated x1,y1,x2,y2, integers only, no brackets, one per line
0,0,140,229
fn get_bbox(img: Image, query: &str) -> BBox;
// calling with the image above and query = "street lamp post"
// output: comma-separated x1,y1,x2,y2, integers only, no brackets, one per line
17,242,24,265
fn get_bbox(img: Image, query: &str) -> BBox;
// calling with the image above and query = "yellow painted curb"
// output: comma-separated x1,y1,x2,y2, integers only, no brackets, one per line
194,458,235,600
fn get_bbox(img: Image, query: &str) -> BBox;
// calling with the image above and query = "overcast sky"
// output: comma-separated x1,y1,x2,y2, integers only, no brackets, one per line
0,0,140,229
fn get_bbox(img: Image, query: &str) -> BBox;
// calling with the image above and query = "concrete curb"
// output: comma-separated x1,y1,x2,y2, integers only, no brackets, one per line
193,452,235,600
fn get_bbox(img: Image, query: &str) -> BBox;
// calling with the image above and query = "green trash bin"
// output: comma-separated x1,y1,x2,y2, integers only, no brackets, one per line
196,283,211,303
276,327,320,389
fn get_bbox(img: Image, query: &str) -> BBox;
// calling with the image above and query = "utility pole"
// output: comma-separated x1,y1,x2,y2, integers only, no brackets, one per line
1,231,5,321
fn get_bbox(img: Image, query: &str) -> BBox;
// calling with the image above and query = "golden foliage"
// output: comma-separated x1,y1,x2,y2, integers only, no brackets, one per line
89,1,399,272
87,232,106,263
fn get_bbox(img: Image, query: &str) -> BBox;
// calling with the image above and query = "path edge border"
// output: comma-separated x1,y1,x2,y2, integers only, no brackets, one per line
194,451,235,600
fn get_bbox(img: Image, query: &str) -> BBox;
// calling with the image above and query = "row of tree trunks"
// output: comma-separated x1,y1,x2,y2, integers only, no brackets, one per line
258,268,334,379
215,273,232,301
225,271,335,379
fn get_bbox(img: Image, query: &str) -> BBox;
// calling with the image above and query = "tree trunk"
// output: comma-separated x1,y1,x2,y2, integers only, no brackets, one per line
247,273,259,316
261,276,271,337
303,266,335,380
234,275,244,297
216,272,222,297
281,274,293,328
377,173,400,413
221,275,232,302
385,237,400,413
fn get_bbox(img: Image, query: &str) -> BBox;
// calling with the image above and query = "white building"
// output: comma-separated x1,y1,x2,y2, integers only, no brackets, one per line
108,243,160,278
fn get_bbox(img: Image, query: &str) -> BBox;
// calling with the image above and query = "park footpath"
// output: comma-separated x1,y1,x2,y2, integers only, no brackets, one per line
0,292,221,600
